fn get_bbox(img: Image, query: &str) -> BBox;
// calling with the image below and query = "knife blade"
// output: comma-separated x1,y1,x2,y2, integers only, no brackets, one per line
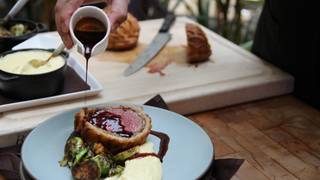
123,13,176,76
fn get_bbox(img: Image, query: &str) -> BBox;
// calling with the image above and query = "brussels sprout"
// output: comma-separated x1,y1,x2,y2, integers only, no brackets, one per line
91,154,111,177
72,154,112,179
65,137,85,157
72,160,100,180
60,136,90,167
9,24,26,36
73,147,89,166
109,165,124,176
113,146,139,161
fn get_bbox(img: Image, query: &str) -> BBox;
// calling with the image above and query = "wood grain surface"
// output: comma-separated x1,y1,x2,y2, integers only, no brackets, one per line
189,95,320,180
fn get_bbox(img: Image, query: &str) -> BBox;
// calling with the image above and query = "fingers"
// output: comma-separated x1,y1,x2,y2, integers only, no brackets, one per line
55,0,130,48
55,0,84,49
108,12,127,31
106,0,129,31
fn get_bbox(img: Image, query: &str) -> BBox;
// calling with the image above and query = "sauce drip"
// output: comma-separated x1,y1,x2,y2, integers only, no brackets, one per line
127,153,159,160
74,17,106,83
150,130,170,162
128,131,170,162
88,109,133,138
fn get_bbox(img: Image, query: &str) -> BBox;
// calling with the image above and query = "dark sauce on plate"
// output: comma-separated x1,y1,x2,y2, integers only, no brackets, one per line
127,130,169,162
150,130,170,162
128,152,159,160
74,17,106,83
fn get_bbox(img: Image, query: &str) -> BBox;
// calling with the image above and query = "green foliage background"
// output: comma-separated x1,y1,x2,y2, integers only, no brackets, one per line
169,0,264,46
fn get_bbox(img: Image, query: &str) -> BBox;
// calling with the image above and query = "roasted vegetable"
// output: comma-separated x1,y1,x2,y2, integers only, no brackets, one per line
10,24,26,36
59,137,90,167
109,165,124,177
91,155,111,177
0,23,30,37
0,26,12,37
71,155,112,179
65,137,85,156
60,135,143,179
72,160,100,180
92,142,107,155
73,147,89,166
113,146,139,161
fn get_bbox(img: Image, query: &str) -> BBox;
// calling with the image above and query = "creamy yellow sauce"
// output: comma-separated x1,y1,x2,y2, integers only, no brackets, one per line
0,50,65,75
106,142,162,180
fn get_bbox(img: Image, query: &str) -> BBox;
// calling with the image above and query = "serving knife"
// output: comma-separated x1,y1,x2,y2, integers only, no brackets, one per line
2,0,30,24
123,13,176,76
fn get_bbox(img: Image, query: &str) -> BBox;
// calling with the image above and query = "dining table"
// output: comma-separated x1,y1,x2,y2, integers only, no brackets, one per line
1,17,319,179
188,95,320,180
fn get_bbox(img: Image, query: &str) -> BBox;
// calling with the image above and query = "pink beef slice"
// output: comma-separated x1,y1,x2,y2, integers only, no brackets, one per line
108,108,143,133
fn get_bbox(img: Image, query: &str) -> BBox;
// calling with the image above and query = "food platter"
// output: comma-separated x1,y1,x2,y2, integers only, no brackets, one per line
21,104,214,180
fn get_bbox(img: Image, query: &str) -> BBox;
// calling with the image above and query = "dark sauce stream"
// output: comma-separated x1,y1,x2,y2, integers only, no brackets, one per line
74,17,106,83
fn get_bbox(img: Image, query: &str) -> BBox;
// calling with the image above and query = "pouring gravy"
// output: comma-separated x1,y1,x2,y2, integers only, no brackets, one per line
74,17,106,82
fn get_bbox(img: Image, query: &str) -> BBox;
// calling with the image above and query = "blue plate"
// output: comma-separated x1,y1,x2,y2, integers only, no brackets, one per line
22,104,214,180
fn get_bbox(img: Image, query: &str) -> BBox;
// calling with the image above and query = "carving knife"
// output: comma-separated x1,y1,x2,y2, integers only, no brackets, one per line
123,13,176,76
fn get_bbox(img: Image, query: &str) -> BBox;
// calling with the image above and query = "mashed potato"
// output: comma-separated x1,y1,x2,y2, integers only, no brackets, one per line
0,50,65,75
106,142,162,180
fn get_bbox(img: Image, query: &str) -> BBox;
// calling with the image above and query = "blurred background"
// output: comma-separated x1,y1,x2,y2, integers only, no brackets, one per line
0,0,264,50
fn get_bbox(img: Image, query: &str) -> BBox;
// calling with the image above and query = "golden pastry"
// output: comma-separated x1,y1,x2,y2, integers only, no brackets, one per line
185,23,212,63
107,14,140,51
75,105,152,153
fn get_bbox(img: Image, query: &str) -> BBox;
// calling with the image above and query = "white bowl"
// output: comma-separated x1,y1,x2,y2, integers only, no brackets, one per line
69,6,111,57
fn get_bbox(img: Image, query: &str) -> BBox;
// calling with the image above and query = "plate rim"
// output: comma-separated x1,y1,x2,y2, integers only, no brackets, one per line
21,103,214,179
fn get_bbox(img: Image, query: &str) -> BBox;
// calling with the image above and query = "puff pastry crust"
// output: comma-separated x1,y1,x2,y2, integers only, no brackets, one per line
107,13,140,51
75,105,151,153
185,23,212,63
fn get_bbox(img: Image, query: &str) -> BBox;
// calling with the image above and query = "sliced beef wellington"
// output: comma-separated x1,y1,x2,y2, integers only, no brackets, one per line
75,105,151,153
185,23,212,63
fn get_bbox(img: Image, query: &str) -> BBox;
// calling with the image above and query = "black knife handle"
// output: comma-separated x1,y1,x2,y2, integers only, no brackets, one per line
159,13,176,33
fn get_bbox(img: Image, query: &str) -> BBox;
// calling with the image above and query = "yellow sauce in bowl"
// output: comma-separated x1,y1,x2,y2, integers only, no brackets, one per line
0,50,65,75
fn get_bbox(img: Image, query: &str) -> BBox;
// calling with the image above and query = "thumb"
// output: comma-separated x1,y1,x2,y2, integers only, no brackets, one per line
105,0,129,31
108,11,127,31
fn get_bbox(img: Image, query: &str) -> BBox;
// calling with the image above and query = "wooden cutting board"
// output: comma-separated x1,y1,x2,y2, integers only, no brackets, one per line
0,17,293,140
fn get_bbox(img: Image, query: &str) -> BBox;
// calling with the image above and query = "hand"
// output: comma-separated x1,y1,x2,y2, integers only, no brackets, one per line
55,0,84,49
55,0,130,49
105,0,130,31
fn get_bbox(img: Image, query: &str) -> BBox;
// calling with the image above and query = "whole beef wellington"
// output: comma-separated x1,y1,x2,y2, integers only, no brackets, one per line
75,106,151,152
107,13,140,51
185,23,212,63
